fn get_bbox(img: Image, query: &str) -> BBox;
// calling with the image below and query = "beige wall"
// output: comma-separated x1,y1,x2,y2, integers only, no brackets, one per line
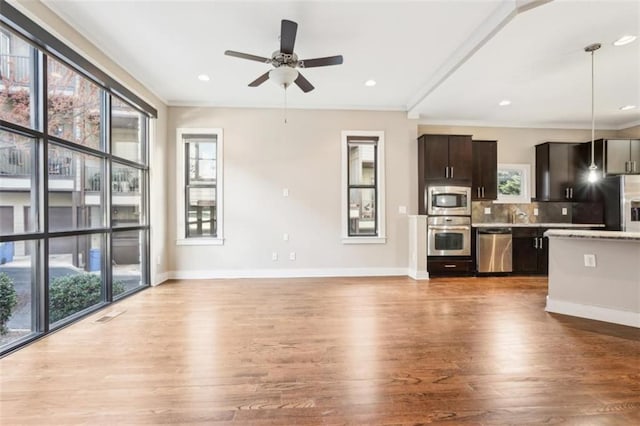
168,107,417,275
418,124,625,198
13,0,170,284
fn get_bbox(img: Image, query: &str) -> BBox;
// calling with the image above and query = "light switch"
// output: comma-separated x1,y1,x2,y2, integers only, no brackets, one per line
398,205,407,214
283,188,289,197
533,208,539,216
484,207,491,214
562,208,568,215
283,233,289,241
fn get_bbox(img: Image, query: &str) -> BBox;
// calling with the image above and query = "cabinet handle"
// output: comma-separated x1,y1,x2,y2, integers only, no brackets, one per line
569,188,573,199
450,167,454,179
538,237,543,249
445,167,449,178
477,187,481,197
626,161,630,173
481,186,485,198
444,264,457,268
533,237,538,249
565,188,569,199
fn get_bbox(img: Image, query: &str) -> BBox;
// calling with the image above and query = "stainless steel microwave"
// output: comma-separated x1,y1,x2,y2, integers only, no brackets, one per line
427,185,471,216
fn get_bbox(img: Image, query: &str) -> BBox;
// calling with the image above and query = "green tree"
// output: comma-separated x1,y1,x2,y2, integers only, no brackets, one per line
0,272,18,335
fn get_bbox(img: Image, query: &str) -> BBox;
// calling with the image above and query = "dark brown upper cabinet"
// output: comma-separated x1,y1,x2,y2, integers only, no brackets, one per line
472,140,497,200
418,134,472,214
418,134,472,182
535,142,581,201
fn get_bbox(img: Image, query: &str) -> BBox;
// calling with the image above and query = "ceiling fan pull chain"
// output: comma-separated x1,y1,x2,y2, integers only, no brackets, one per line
284,87,288,124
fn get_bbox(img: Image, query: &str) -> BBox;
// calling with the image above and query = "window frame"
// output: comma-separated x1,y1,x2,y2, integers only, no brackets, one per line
341,130,386,244
0,16,151,356
495,163,531,204
176,128,224,245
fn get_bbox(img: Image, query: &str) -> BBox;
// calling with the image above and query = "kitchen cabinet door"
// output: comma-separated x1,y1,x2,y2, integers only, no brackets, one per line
447,135,472,182
472,140,497,200
536,142,580,201
512,227,549,274
631,139,640,173
422,134,450,180
607,139,631,174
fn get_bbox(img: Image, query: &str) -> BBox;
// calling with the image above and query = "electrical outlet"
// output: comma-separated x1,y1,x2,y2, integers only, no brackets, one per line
584,254,596,267
398,205,407,214
283,188,289,197
562,208,568,215
533,208,539,216
289,252,296,261
272,252,278,261
484,207,491,214
283,233,289,241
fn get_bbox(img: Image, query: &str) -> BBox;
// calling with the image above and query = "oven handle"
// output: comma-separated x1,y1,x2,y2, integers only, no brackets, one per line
429,226,470,231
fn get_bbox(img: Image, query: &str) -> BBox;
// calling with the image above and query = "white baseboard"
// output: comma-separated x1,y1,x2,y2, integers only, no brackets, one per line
546,297,640,328
167,267,409,280
408,270,429,280
152,271,170,286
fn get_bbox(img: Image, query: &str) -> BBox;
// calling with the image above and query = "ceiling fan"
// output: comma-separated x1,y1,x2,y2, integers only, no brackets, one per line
224,19,343,93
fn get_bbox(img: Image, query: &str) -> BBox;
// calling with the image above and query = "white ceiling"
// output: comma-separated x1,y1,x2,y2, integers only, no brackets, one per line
38,0,640,129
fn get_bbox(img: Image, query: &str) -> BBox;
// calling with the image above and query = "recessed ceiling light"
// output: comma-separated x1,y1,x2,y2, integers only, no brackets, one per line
198,74,210,82
619,105,637,111
365,79,376,87
613,35,637,46
498,99,511,106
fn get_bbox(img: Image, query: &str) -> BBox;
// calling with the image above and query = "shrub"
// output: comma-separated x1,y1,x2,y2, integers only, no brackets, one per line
49,274,125,323
0,272,18,335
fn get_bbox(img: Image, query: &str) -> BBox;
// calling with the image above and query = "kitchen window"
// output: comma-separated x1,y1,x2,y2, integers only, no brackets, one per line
176,128,224,245
341,131,386,244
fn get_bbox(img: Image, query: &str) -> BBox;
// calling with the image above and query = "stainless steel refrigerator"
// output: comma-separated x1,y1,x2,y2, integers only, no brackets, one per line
602,175,640,232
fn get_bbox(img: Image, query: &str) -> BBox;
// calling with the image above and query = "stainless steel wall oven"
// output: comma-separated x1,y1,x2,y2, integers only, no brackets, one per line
427,216,471,256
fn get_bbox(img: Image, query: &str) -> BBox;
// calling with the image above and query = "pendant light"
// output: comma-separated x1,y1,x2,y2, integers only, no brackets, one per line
585,43,601,183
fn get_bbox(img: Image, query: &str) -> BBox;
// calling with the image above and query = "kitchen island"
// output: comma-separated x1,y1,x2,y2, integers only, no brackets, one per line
544,229,640,328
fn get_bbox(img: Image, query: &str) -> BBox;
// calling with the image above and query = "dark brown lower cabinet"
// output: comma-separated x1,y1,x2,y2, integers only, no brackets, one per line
512,227,548,275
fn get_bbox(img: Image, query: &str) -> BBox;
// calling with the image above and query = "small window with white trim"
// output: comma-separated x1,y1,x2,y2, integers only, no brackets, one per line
176,128,223,245
341,131,386,244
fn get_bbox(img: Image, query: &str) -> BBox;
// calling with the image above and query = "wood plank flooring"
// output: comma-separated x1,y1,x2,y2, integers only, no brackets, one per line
1,276,639,424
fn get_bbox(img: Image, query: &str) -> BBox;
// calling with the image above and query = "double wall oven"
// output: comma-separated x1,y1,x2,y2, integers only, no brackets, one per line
426,185,471,260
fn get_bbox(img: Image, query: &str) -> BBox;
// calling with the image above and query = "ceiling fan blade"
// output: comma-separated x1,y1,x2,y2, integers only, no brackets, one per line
299,55,344,68
225,50,271,64
248,72,270,87
280,19,298,55
294,72,314,93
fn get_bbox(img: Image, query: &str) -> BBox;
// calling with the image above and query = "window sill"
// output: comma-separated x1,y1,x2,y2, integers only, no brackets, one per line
342,236,386,245
176,238,224,246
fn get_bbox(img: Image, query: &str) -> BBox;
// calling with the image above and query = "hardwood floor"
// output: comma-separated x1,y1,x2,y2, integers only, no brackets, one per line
1,276,639,424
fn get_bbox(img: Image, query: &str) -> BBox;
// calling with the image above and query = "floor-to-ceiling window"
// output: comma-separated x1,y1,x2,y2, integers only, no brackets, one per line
0,6,154,355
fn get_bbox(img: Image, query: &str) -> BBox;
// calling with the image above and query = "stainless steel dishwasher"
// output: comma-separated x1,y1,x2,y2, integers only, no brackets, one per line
477,228,512,273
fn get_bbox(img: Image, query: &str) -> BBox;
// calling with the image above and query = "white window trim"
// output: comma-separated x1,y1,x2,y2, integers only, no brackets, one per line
341,130,386,244
176,128,224,246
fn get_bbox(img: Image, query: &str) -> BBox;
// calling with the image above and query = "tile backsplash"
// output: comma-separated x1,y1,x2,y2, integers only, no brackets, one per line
472,201,603,224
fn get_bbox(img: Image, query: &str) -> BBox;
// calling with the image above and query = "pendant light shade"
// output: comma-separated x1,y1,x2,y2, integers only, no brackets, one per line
585,43,601,183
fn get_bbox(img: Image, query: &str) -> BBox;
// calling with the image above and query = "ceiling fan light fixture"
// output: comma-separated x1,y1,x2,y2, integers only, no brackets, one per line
498,99,511,106
197,74,210,82
365,79,377,87
269,66,299,89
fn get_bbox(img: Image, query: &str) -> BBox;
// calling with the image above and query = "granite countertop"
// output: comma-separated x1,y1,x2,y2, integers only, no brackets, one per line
473,223,605,228
544,229,640,241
